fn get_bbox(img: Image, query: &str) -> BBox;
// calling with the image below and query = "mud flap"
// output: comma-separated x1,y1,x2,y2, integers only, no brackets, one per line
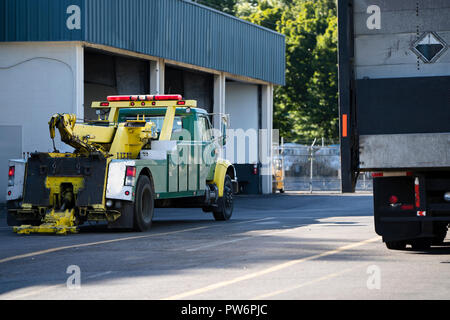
107,201,134,229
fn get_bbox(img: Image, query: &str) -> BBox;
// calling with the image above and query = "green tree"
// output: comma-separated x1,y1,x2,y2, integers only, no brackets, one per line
195,0,238,15
195,0,339,143
242,0,338,143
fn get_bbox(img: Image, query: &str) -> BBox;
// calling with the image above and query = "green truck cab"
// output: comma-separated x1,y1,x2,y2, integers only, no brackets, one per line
6,95,237,234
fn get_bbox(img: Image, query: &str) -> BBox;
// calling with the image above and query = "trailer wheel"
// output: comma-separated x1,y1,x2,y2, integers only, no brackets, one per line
133,175,154,232
432,223,448,245
410,238,432,251
213,175,233,221
385,240,407,250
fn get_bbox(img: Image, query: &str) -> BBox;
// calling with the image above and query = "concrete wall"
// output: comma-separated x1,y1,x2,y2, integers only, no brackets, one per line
0,42,83,201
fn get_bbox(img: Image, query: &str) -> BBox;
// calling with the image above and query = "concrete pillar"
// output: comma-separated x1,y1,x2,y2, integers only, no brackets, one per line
150,58,165,94
213,72,226,130
75,44,84,119
260,84,274,194
213,72,226,159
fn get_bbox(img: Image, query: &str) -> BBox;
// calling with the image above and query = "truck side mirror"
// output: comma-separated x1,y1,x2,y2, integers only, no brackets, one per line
221,115,228,146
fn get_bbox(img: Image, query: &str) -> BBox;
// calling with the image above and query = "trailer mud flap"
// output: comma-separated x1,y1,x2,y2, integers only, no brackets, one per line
374,176,426,242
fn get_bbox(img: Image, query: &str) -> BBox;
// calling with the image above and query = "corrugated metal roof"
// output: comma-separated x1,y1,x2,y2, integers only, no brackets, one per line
0,0,285,85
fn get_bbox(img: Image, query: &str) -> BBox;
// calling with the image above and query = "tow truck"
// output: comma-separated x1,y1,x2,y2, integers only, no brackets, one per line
6,94,237,234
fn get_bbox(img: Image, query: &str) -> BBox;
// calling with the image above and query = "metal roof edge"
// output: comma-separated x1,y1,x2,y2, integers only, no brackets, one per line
180,0,285,38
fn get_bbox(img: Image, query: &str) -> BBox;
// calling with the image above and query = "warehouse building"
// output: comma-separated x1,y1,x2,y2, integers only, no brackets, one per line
0,0,285,200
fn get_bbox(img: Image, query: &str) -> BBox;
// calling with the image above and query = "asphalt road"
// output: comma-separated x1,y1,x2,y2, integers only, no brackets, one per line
0,193,449,300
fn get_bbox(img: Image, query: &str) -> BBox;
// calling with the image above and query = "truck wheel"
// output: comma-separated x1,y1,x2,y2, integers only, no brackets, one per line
385,240,407,250
432,223,448,245
6,201,41,227
6,211,20,227
133,175,154,232
213,175,233,221
410,238,432,251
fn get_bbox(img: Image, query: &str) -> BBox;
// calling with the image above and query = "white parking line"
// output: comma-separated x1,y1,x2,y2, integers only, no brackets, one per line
252,263,370,299
184,224,307,252
0,226,208,265
0,217,275,265
162,236,381,300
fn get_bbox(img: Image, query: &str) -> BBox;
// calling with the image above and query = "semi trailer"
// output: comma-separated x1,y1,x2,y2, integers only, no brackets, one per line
338,0,450,249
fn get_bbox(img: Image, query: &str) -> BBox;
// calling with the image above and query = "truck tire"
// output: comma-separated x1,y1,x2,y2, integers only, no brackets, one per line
6,201,41,227
6,211,20,227
385,240,407,250
213,175,233,221
133,175,154,232
432,223,448,246
410,238,432,251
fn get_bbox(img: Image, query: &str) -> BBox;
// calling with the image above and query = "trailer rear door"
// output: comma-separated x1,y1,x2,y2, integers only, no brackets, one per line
338,0,450,192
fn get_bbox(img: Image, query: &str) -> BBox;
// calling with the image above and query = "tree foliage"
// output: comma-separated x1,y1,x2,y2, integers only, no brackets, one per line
195,0,238,15
196,0,339,143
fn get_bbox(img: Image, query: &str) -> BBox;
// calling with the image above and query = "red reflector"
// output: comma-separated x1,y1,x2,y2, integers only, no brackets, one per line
8,166,15,177
100,102,110,107
401,204,414,210
177,101,186,105
372,172,383,177
126,166,136,177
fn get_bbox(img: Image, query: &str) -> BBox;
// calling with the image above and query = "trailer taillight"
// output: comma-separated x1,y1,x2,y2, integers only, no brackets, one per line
372,171,413,178
125,166,136,186
389,195,398,205
253,164,258,175
8,166,15,186
415,177,420,208
372,172,383,178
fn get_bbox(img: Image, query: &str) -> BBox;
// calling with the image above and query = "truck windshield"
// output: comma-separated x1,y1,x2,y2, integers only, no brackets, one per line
147,116,183,134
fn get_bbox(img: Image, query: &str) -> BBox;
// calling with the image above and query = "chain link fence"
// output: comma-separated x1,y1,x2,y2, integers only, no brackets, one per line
273,141,372,192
